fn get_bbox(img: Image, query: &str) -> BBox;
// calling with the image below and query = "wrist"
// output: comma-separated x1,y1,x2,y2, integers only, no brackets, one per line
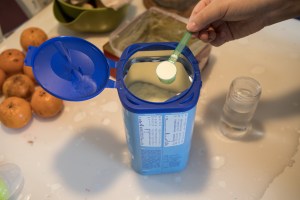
266,0,300,25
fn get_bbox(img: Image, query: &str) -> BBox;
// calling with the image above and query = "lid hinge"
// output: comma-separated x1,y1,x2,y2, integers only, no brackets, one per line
106,79,116,88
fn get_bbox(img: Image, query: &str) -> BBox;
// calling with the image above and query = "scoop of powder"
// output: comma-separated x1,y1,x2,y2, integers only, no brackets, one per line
156,61,177,84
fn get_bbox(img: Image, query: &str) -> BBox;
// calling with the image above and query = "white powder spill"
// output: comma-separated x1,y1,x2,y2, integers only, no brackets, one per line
199,115,300,199
218,181,227,188
101,101,119,113
73,111,87,122
210,156,226,169
135,196,141,200
102,118,111,126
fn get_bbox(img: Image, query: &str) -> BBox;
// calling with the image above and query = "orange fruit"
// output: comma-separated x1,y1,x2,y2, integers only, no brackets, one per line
0,97,32,129
0,69,7,94
2,74,35,99
31,86,63,118
23,65,36,83
0,49,25,75
20,27,48,52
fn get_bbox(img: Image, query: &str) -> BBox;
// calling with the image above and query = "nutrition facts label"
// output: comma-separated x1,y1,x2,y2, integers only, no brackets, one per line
164,113,188,147
139,115,162,147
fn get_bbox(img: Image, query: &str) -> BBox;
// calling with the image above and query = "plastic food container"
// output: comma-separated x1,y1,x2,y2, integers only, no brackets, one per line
143,0,197,17
25,36,202,175
107,7,211,72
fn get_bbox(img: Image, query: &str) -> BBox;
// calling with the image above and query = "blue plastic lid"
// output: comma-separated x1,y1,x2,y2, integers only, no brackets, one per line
25,36,112,101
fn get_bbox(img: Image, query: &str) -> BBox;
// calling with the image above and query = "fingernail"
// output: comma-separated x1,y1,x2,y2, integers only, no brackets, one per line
187,22,197,31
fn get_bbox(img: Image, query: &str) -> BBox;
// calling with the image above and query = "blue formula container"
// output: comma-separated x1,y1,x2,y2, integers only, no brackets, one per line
25,36,202,175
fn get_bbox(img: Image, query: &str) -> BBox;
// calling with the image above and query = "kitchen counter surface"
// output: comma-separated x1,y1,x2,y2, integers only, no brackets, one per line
0,1,299,200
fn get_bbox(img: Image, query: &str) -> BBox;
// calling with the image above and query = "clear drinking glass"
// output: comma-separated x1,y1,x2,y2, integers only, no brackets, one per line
219,77,262,139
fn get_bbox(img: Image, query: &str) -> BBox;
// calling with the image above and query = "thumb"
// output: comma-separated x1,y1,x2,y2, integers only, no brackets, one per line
187,1,226,32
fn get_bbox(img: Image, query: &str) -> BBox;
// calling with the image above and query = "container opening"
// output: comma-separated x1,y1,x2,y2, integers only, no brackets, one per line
123,50,194,103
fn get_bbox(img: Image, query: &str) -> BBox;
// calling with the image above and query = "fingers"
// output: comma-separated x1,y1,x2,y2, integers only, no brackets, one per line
209,23,234,46
187,0,234,46
187,0,226,33
187,0,211,31
197,26,216,43
195,23,234,47
210,31,228,46
189,0,210,18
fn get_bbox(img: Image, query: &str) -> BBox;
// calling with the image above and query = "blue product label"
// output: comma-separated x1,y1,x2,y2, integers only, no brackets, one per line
123,107,196,175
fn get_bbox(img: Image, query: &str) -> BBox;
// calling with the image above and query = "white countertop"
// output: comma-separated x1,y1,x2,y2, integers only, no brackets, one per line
1,1,300,200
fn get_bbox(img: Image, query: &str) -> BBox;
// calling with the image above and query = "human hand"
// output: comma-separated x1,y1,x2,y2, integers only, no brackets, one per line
187,0,300,46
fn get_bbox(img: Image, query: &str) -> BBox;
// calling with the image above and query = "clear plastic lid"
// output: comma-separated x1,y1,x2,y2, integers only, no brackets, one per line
0,163,24,200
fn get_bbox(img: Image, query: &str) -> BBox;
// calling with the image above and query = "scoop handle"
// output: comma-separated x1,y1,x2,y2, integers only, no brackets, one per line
169,31,192,63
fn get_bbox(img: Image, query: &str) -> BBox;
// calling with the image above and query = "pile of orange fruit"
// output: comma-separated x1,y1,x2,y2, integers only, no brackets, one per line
0,27,64,129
